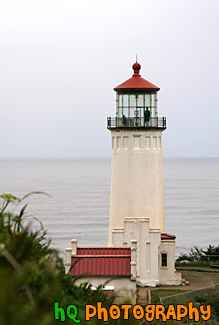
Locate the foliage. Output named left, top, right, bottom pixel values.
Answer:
left=0, top=193, right=139, bottom=325
left=176, top=245, right=219, bottom=264
left=195, top=292, right=219, bottom=322
left=202, top=245, right=219, bottom=262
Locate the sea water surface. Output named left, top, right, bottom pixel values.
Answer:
left=0, top=158, right=218, bottom=257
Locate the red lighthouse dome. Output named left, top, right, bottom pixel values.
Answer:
left=114, top=61, right=160, bottom=91
left=132, top=62, right=141, bottom=75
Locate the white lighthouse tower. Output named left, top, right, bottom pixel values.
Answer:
left=107, top=62, right=181, bottom=286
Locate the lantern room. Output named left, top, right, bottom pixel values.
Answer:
left=107, top=62, right=166, bottom=129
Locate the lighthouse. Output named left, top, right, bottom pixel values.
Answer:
left=107, top=62, right=181, bottom=286
left=65, top=61, right=181, bottom=290
left=108, top=61, right=166, bottom=245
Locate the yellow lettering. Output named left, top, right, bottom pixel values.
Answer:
left=85, top=305, right=96, bottom=321
left=176, top=304, right=188, bottom=320
left=155, top=305, right=166, bottom=321
left=188, top=302, right=199, bottom=322
left=97, top=302, right=108, bottom=322
left=133, top=305, right=144, bottom=319
left=145, top=305, right=155, bottom=321
left=121, top=304, right=132, bottom=320
left=166, top=304, right=177, bottom=320
left=109, top=305, right=120, bottom=320
left=200, top=305, right=211, bottom=321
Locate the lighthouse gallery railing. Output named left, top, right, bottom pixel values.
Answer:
left=107, top=117, right=166, bottom=129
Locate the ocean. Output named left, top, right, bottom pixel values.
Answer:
left=0, top=158, right=218, bottom=257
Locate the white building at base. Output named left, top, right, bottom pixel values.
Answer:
left=65, top=240, right=137, bottom=304
left=113, top=217, right=181, bottom=287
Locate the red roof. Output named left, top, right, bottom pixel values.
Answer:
left=161, top=233, right=176, bottom=240
left=71, top=256, right=131, bottom=277
left=77, top=247, right=131, bottom=256
left=70, top=247, right=131, bottom=277
left=114, top=62, right=160, bottom=92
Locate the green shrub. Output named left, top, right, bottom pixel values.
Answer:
left=176, top=245, right=219, bottom=265
left=0, top=193, right=140, bottom=325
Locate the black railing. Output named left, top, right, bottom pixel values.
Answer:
left=107, top=117, right=166, bottom=129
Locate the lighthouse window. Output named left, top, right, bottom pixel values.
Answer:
left=123, top=107, right=129, bottom=118
left=119, top=95, right=123, bottom=107
left=123, top=95, right=129, bottom=106
left=118, top=107, right=123, bottom=118
left=130, top=95, right=136, bottom=107
left=161, top=253, right=167, bottom=267
left=150, top=107, right=155, bottom=118
left=145, top=94, right=150, bottom=106
left=139, top=107, right=144, bottom=119
left=130, top=108, right=136, bottom=118
left=116, top=93, right=158, bottom=120
left=137, top=94, right=144, bottom=107
left=151, top=94, right=156, bottom=107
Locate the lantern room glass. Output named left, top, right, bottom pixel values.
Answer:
left=116, top=93, right=157, bottom=119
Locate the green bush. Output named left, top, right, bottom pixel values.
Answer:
left=0, top=193, right=139, bottom=325
left=176, top=245, right=219, bottom=265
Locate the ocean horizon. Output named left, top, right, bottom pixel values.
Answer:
left=0, top=157, right=218, bottom=257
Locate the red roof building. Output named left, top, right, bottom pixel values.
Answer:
left=69, top=234, right=175, bottom=277
left=65, top=240, right=137, bottom=303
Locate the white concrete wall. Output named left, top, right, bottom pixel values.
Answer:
left=113, top=217, right=161, bottom=287
left=112, top=218, right=182, bottom=287
left=159, top=240, right=182, bottom=285
left=108, top=130, right=165, bottom=246
left=75, top=277, right=136, bottom=304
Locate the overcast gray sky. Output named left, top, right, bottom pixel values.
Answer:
left=1, top=0, right=218, bottom=158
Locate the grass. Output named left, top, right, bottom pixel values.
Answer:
left=151, top=289, right=188, bottom=304
left=176, top=265, right=219, bottom=271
